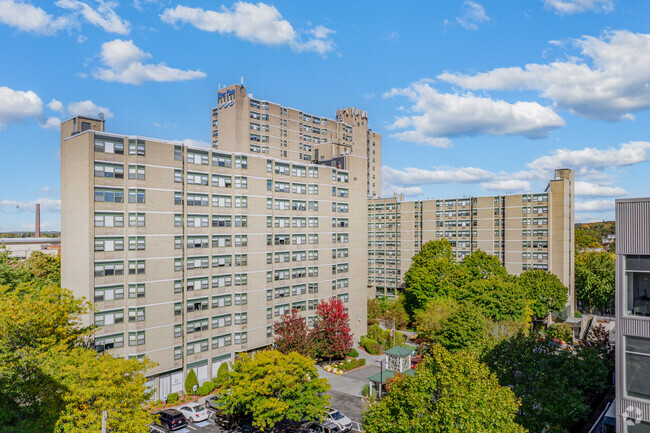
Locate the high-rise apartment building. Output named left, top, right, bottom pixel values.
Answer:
left=368, top=168, right=575, bottom=315
left=60, top=85, right=377, bottom=399
left=615, top=197, right=650, bottom=432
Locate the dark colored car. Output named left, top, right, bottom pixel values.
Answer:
left=205, top=395, right=239, bottom=428
left=158, top=409, right=188, bottom=431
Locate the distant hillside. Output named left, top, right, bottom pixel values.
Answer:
left=575, top=221, right=615, bottom=252
left=0, top=232, right=60, bottom=238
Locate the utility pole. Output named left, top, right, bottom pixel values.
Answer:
left=101, top=411, right=107, bottom=433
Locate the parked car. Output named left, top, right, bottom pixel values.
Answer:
left=302, top=421, right=342, bottom=433
left=323, top=408, right=352, bottom=432
left=205, top=395, right=240, bottom=428
left=158, top=409, right=187, bottom=431
left=178, top=403, right=209, bottom=423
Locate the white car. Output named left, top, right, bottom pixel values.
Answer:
left=323, top=408, right=352, bottom=432
left=178, top=403, right=209, bottom=423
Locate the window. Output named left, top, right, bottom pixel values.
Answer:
left=95, top=188, right=123, bottom=203
left=128, top=260, right=145, bottom=274
left=235, top=155, right=247, bottom=169
left=308, top=167, right=319, bottom=178
left=235, top=215, right=247, bottom=227
left=128, top=139, right=145, bottom=156
left=187, top=318, right=209, bottom=333
left=187, top=256, right=209, bottom=269
left=235, top=176, right=247, bottom=188
left=128, top=236, right=145, bottom=251
left=128, top=212, right=145, bottom=227
left=212, top=274, right=232, bottom=288
left=212, top=334, right=231, bottom=348
left=95, top=333, right=124, bottom=350
left=212, top=215, right=232, bottom=227
left=94, top=285, right=124, bottom=301
left=212, top=254, right=232, bottom=268
left=213, top=153, right=232, bottom=168
left=212, top=314, right=232, bottom=329
left=174, top=214, right=183, bottom=227
left=234, top=293, right=247, bottom=305
left=187, top=277, right=209, bottom=291
left=235, top=196, right=248, bottom=208
left=212, top=235, right=232, bottom=248
left=174, top=145, right=183, bottom=160
left=625, top=336, right=650, bottom=400
left=626, top=256, right=650, bottom=317
left=94, top=237, right=124, bottom=252
left=212, top=194, right=232, bottom=207
left=128, top=189, right=145, bottom=204
left=128, top=165, right=145, bottom=180
left=235, top=254, right=247, bottom=266
left=187, top=214, right=208, bottom=227
left=95, top=212, right=124, bottom=227
left=308, top=201, right=319, bottom=211
left=212, top=294, right=232, bottom=308
left=94, top=309, right=124, bottom=326
left=213, top=174, right=232, bottom=188
left=187, top=339, right=208, bottom=354
left=187, top=236, right=209, bottom=249
left=234, top=312, right=247, bottom=325
left=235, top=332, right=247, bottom=344
left=234, top=235, right=247, bottom=247
left=309, top=250, right=319, bottom=260
left=292, top=165, right=306, bottom=177
left=187, top=172, right=208, bottom=185
left=128, top=307, right=145, bottom=322
left=94, top=261, right=124, bottom=277
left=94, top=162, right=124, bottom=178
left=94, top=136, right=124, bottom=154
left=187, top=297, right=209, bottom=312
left=187, top=150, right=209, bottom=165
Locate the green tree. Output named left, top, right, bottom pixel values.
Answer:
left=367, top=298, right=383, bottom=326
left=403, top=240, right=459, bottom=315
left=380, top=297, right=409, bottom=330
left=484, top=331, right=610, bottom=432
left=217, top=350, right=330, bottom=431
left=433, top=304, right=488, bottom=352
left=185, top=368, right=198, bottom=395
left=517, top=269, right=568, bottom=319
left=363, top=345, right=525, bottom=433
left=0, top=281, right=153, bottom=432
left=450, top=276, right=527, bottom=322
left=27, top=251, right=61, bottom=286
left=414, top=296, right=459, bottom=342
left=460, top=250, right=508, bottom=280
left=575, top=251, right=615, bottom=314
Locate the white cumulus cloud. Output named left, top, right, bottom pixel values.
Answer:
left=439, top=30, right=650, bottom=121
left=160, top=2, right=335, bottom=55
left=456, top=1, right=490, bottom=30
left=0, top=0, right=69, bottom=34
left=0, top=87, right=43, bottom=128
left=179, top=138, right=210, bottom=149
left=575, top=199, right=614, bottom=212
left=543, top=0, right=614, bottom=14
left=382, top=165, right=495, bottom=186
left=575, top=181, right=627, bottom=197
left=381, top=184, right=423, bottom=197
left=383, top=80, right=564, bottom=146
left=55, top=0, right=129, bottom=34
left=92, top=39, right=206, bottom=85
left=67, top=100, right=114, bottom=118
left=480, top=179, right=532, bottom=192
left=48, top=98, right=64, bottom=112
left=39, top=116, right=61, bottom=130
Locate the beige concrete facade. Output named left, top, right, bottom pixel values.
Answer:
left=368, top=169, right=575, bottom=315
left=61, top=86, right=375, bottom=399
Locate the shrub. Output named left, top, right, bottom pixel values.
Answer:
left=185, top=368, right=198, bottom=395
left=547, top=323, right=574, bottom=344
left=215, top=362, right=229, bottom=386
left=166, top=393, right=178, bottom=404
left=196, top=384, right=210, bottom=396
left=574, top=311, right=582, bottom=318
left=362, top=384, right=370, bottom=397
left=348, top=348, right=359, bottom=358
left=361, top=337, right=381, bottom=355
left=203, top=380, right=215, bottom=393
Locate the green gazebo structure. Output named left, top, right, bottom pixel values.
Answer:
left=367, top=346, right=416, bottom=398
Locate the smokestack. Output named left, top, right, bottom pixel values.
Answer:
left=35, top=203, right=40, bottom=238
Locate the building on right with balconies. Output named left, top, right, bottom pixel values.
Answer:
left=615, top=197, right=650, bottom=432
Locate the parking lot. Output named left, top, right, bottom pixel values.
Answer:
left=150, top=391, right=364, bottom=433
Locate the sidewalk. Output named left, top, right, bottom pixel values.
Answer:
left=316, top=347, right=384, bottom=397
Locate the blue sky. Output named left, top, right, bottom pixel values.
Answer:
left=0, top=0, right=648, bottom=231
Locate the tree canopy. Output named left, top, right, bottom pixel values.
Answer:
left=517, top=269, right=568, bottom=319
left=362, top=345, right=525, bottom=433
left=575, top=251, right=615, bottom=315
left=0, top=251, right=154, bottom=432
left=484, top=331, right=610, bottom=432
left=217, top=350, right=330, bottom=431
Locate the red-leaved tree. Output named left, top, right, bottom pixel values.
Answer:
left=273, top=309, right=314, bottom=358
left=313, top=298, right=353, bottom=360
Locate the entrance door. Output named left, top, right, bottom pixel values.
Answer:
left=171, top=371, right=183, bottom=394
left=159, top=374, right=171, bottom=401
left=197, top=364, right=209, bottom=385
